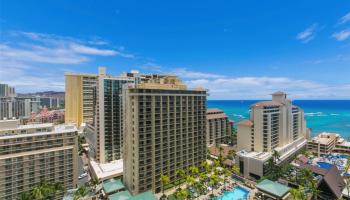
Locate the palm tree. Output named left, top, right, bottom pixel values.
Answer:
left=160, top=175, right=170, bottom=199
left=189, top=166, right=199, bottom=178
left=176, top=169, right=185, bottom=189
left=176, top=188, right=188, bottom=200
left=90, top=178, right=99, bottom=192
left=231, top=165, right=240, bottom=175
left=74, top=186, right=89, bottom=200
left=345, top=179, right=350, bottom=199
left=299, top=168, right=313, bottom=187
left=16, top=192, right=32, bottom=200
left=290, top=186, right=307, bottom=200
left=186, top=175, right=195, bottom=188
left=228, top=149, right=236, bottom=160
left=272, top=150, right=280, bottom=164
left=222, top=168, right=231, bottom=189
left=310, top=180, right=320, bottom=200
left=209, top=174, right=219, bottom=195
left=32, top=183, right=46, bottom=199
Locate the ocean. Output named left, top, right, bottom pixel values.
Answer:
left=207, top=100, right=350, bottom=138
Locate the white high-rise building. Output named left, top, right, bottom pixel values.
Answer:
left=237, top=92, right=310, bottom=179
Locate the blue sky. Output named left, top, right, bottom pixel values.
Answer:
left=0, top=0, right=349, bottom=99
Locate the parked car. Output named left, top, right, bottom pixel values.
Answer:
left=78, top=172, right=88, bottom=179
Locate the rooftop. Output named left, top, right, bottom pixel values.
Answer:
left=237, top=120, right=253, bottom=126
left=90, top=159, right=123, bottom=181
left=251, top=101, right=283, bottom=108
left=256, top=179, right=290, bottom=198
left=310, top=132, right=339, bottom=145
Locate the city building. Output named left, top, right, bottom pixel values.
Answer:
left=123, top=75, right=207, bottom=195
left=237, top=92, right=310, bottom=179
left=0, top=119, right=78, bottom=200
left=65, top=71, right=97, bottom=127
left=85, top=68, right=137, bottom=163
left=206, top=108, right=232, bottom=145
left=0, top=83, right=16, bottom=97
left=37, top=96, right=63, bottom=109
left=22, top=106, right=64, bottom=125
left=0, top=97, right=40, bottom=120
left=308, top=132, right=350, bottom=156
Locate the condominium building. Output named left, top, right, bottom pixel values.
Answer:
left=38, top=96, right=63, bottom=109
left=308, top=132, right=350, bottom=156
left=206, top=108, right=232, bottom=145
left=123, top=75, right=207, bottom=195
left=0, top=83, right=16, bottom=97
left=65, top=72, right=97, bottom=127
left=85, top=68, right=137, bottom=163
left=0, top=119, right=78, bottom=200
left=0, top=97, right=40, bottom=120
left=237, top=92, right=310, bottom=179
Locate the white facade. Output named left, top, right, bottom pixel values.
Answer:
left=237, top=92, right=310, bottom=179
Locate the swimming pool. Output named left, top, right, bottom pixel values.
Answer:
left=317, top=162, right=334, bottom=170
left=215, top=186, right=249, bottom=200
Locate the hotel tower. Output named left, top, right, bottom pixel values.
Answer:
left=237, top=92, right=310, bottom=179
left=85, top=68, right=138, bottom=163
left=0, top=119, right=78, bottom=200
left=65, top=72, right=97, bottom=127
left=123, top=75, right=207, bottom=195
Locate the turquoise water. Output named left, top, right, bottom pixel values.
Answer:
left=207, top=100, right=350, bottom=138
left=215, top=186, right=249, bottom=200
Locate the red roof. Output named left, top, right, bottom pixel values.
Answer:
left=237, top=120, right=253, bottom=126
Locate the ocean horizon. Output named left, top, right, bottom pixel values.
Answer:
left=207, top=100, right=350, bottom=138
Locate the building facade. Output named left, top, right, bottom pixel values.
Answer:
left=308, top=132, right=350, bottom=156
left=206, top=108, right=232, bottom=146
left=85, top=68, right=137, bottom=163
left=0, top=83, right=15, bottom=97
left=0, top=119, right=78, bottom=200
left=237, top=92, right=310, bottom=179
left=123, top=75, right=207, bottom=195
left=0, top=97, right=40, bottom=120
left=65, top=72, right=97, bottom=127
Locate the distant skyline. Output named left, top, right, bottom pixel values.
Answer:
left=0, top=0, right=349, bottom=99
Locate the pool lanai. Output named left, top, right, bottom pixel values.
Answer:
left=215, top=186, right=249, bottom=200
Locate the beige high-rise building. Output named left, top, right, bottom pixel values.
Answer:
left=123, top=75, right=207, bottom=195
left=65, top=72, right=97, bottom=127
left=206, top=108, right=232, bottom=146
left=237, top=92, right=310, bottom=179
left=0, top=119, right=78, bottom=200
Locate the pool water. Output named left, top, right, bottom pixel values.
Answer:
left=215, top=186, right=249, bottom=200
left=317, top=162, right=334, bottom=170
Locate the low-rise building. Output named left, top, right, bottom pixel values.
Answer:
left=308, top=132, right=350, bottom=156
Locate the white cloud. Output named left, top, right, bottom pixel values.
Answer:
left=184, top=74, right=350, bottom=100
left=296, top=24, right=318, bottom=43
left=171, top=68, right=224, bottom=79
left=332, top=29, right=350, bottom=41
left=338, top=12, right=350, bottom=25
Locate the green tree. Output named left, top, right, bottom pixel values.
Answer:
left=345, top=179, right=350, bottom=199
left=176, top=169, right=185, bottom=189
left=272, top=150, right=280, bottom=164
left=73, top=186, right=89, bottom=200
left=186, top=175, right=195, bottom=188
left=176, top=189, right=188, bottom=200
left=160, top=175, right=170, bottom=198
left=16, top=192, right=32, bottom=200
left=189, top=166, right=200, bottom=178
left=310, top=180, right=320, bottom=200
